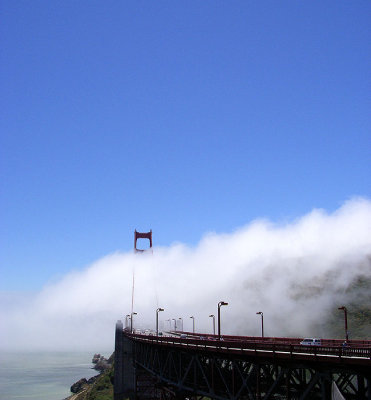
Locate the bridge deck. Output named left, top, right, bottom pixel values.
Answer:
left=116, top=324, right=371, bottom=400
left=126, top=331, right=371, bottom=368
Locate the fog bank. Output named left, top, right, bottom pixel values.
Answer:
left=1, top=198, right=370, bottom=351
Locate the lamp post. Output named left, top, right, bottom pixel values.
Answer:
left=172, top=318, right=177, bottom=332
left=217, top=301, right=228, bottom=340
left=156, top=308, right=164, bottom=336
left=178, top=317, right=183, bottom=332
left=338, top=306, right=349, bottom=342
left=209, top=314, right=216, bottom=335
left=125, top=314, right=130, bottom=329
left=256, top=311, right=264, bottom=338
left=190, top=316, right=195, bottom=333
left=130, top=312, right=137, bottom=333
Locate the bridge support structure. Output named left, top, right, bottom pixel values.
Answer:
left=114, top=321, right=136, bottom=400
left=114, top=327, right=371, bottom=399
left=131, top=339, right=370, bottom=400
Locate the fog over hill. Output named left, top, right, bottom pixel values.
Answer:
left=1, top=197, right=370, bottom=351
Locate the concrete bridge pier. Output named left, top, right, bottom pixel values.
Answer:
left=114, top=320, right=135, bottom=400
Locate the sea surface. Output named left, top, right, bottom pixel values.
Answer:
left=0, top=351, right=104, bottom=400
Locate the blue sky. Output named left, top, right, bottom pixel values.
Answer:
left=1, top=1, right=370, bottom=291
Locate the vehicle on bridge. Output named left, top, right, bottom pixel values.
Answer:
left=300, top=337, right=321, bottom=346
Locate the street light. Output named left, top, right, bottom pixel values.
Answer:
left=338, top=306, right=349, bottom=342
left=130, top=312, right=137, bottom=333
left=256, top=311, right=264, bottom=338
left=125, top=314, right=130, bottom=329
left=217, top=301, right=228, bottom=340
left=172, top=318, right=177, bottom=332
left=178, top=317, right=183, bottom=332
left=156, top=308, right=164, bottom=336
left=209, top=314, right=216, bottom=336
left=190, top=316, right=195, bottom=333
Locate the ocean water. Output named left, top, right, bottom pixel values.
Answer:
left=0, top=351, right=105, bottom=400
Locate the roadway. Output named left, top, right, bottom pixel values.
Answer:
left=125, top=330, right=371, bottom=368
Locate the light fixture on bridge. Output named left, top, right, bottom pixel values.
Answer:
left=256, top=311, right=264, bottom=338
left=338, top=306, right=349, bottom=342
left=125, top=314, right=130, bottom=330
left=190, top=316, right=195, bottom=333
left=130, top=312, right=137, bottom=333
left=217, top=301, right=228, bottom=340
left=178, top=317, right=183, bottom=332
left=209, top=314, right=216, bottom=336
left=156, top=308, right=164, bottom=336
left=172, top=318, right=177, bottom=332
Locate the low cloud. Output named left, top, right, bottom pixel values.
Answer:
left=1, top=197, right=370, bottom=351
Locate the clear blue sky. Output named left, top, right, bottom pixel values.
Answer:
left=1, top=1, right=370, bottom=291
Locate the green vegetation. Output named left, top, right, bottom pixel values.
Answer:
left=326, top=276, right=371, bottom=339
left=291, top=272, right=371, bottom=339
left=70, top=356, right=114, bottom=400
left=86, top=369, right=114, bottom=400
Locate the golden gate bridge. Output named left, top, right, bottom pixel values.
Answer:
left=113, top=231, right=371, bottom=399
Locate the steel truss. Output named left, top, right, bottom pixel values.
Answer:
left=133, top=341, right=370, bottom=400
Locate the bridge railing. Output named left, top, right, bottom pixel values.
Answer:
left=125, top=332, right=371, bottom=365
left=180, top=331, right=371, bottom=347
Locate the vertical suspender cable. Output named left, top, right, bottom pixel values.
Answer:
left=131, top=269, right=135, bottom=316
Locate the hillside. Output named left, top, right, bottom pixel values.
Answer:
left=66, top=354, right=114, bottom=400
left=326, top=275, right=371, bottom=339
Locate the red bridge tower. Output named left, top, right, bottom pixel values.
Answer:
left=134, top=230, right=153, bottom=253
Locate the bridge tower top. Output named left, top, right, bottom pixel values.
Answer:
left=134, top=230, right=153, bottom=253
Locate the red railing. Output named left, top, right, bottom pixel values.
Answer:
left=125, top=331, right=371, bottom=366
